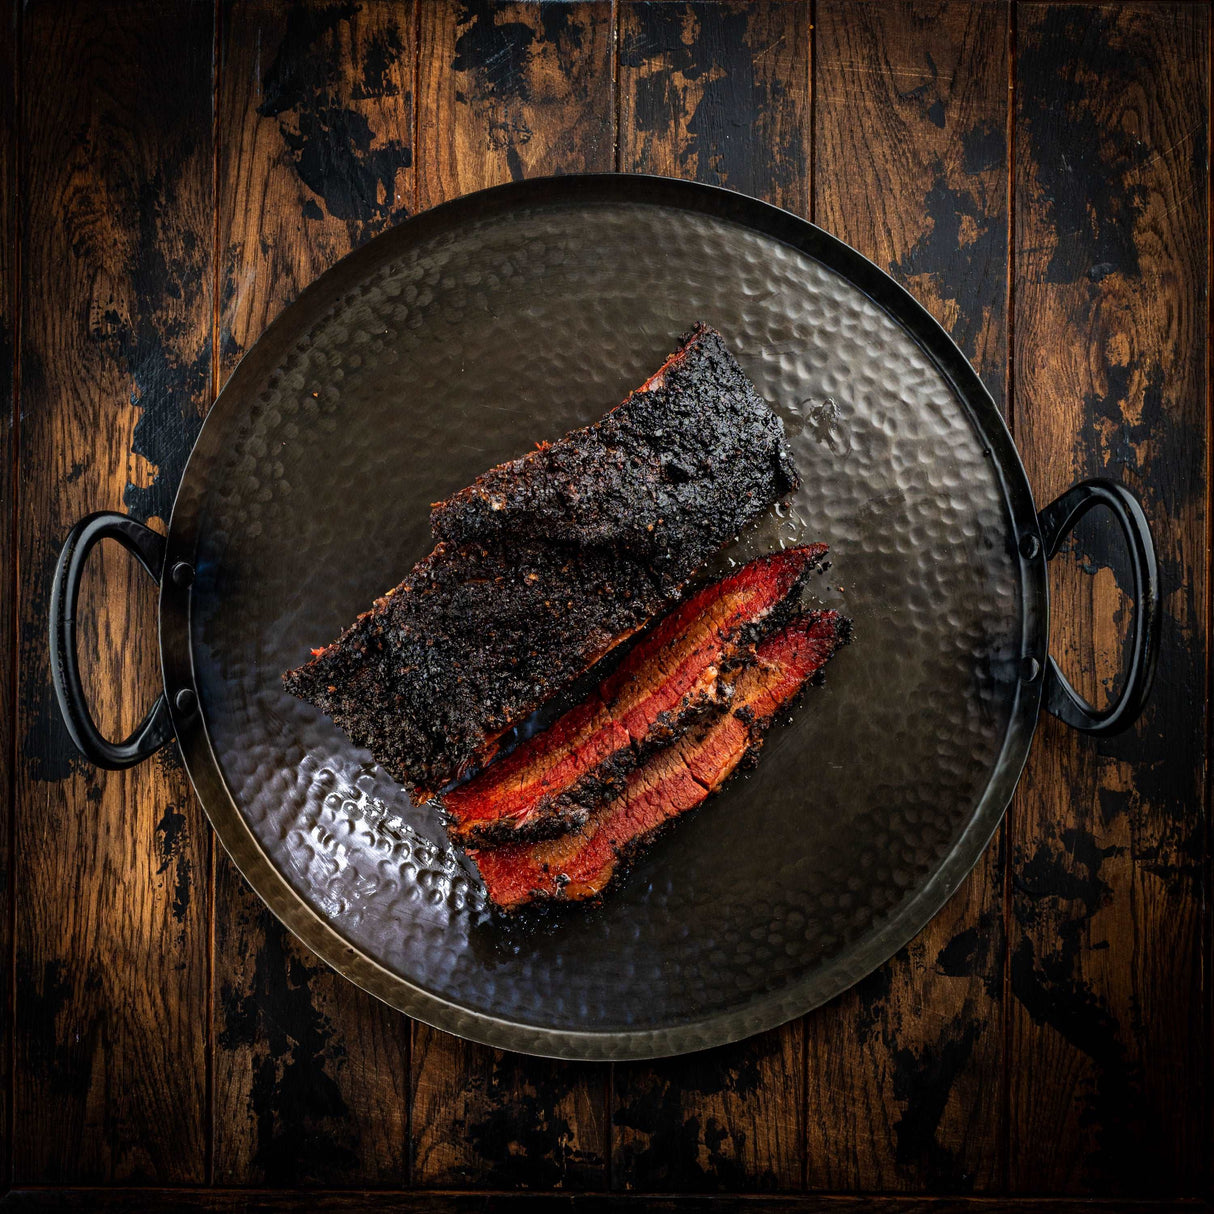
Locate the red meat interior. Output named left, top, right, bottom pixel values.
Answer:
left=471, top=610, right=844, bottom=910
left=442, top=545, right=826, bottom=842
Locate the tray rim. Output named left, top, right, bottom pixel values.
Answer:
left=158, top=172, right=1048, bottom=1060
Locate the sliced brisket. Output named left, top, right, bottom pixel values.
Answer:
left=429, top=324, right=800, bottom=592
left=470, top=610, right=850, bottom=911
left=284, top=326, right=799, bottom=801
left=441, top=545, right=828, bottom=847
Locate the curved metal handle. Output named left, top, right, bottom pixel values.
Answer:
left=49, top=512, right=174, bottom=769
left=1038, top=479, right=1160, bottom=736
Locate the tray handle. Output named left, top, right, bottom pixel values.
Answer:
left=49, top=512, right=174, bottom=769
left=1038, top=478, right=1160, bottom=736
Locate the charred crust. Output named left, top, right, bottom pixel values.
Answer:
left=283, top=324, right=800, bottom=797
left=429, top=324, right=801, bottom=571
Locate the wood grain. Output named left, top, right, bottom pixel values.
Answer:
left=807, top=1, right=1008, bottom=1191
left=217, top=0, right=416, bottom=382
left=1009, top=2, right=1208, bottom=1195
left=1, top=1192, right=1210, bottom=1214
left=416, top=0, right=614, bottom=211
left=1, top=0, right=17, bottom=1185
left=408, top=1, right=614, bottom=1189
left=4, top=0, right=1211, bottom=1201
left=213, top=0, right=415, bottom=1184
left=612, top=2, right=810, bottom=1191
left=13, top=0, right=213, bottom=1183
left=619, top=0, right=810, bottom=215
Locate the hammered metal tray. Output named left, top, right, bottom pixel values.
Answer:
left=151, top=176, right=1047, bottom=1058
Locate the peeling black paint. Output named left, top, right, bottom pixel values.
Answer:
left=20, top=547, right=88, bottom=783
left=540, top=1, right=582, bottom=51
left=935, top=908, right=1003, bottom=1002
left=839, top=940, right=990, bottom=1190
left=219, top=326, right=242, bottom=366
left=87, top=168, right=209, bottom=527
left=1019, top=6, right=1148, bottom=285
left=353, top=24, right=404, bottom=100
left=849, top=955, right=894, bottom=1044
left=218, top=912, right=357, bottom=1183
left=891, top=1019, right=981, bottom=1189
left=18, top=957, right=93, bottom=1097
left=454, top=1, right=536, bottom=102
left=258, top=3, right=412, bottom=225
left=890, top=166, right=1007, bottom=368
left=895, top=48, right=946, bottom=131
left=155, top=804, right=192, bottom=923
left=1079, top=361, right=1197, bottom=520
left=1010, top=825, right=1172, bottom=1189
left=1013, top=826, right=1122, bottom=923
left=462, top=1056, right=604, bottom=1188
left=451, top=0, right=565, bottom=179
left=961, top=119, right=1004, bottom=175
left=22, top=664, right=89, bottom=783
left=611, top=1035, right=785, bottom=1190
left=612, top=1081, right=760, bottom=1191
left=622, top=4, right=802, bottom=202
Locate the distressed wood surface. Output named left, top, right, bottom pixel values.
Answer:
left=1008, top=2, right=1209, bottom=1195
left=416, top=0, right=614, bottom=209
left=619, top=0, right=811, bottom=215
left=0, top=1192, right=1210, bottom=1214
left=12, top=0, right=213, bottom=1184
left=5, top=0, right=1211, bottom=1202
left=805, top=1, right=1008, bottom=1192
left=213, top=0, right=414, bottom=1185
left=0, top=0, right=16, bottom=1186
left=612, top=2, right=810, bottom=1191
left=407, top=3, right=613, bottom=1188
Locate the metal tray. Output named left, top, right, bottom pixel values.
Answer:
left=50, top=176, right=1158, bottom=1059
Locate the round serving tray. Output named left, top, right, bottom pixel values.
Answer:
left=51, top=175, right=1158, bottom=1059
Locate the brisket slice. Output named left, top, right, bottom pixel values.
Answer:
left=282, top=540, right=662, bottom=803
left=284, top=325, right=800, bottom=801
left=428, top=324, right=800, bottom=592
left=441, top=545, right=828, bottom=847
left=470, top=610, right=850, bottom=911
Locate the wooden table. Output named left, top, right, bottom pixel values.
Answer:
left=3, top=2, right=1208, bottom=1208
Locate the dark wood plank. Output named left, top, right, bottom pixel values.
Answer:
left=411, top=1029, right=609, bottom=1189
left=2, top=1192, right=1210, bottom=1214
left=806, top=1, right=1008, bottom=1191
left=408, top=1, right=614, bottom=1189
left=619, top=0, right=810, bottom=215
left=415, top=0, right=614, bottom=211
left=13, top=0, right=212, bottom=1184
left=611, top=2, right=810, bottom=1192
left=213, top=0, right=414, bottom=1184
left=1010, top=2, right=1208, bottom=1195
left=217, top=0, right=416, bottom=382
left=1, top=0, right=18, bottom=1186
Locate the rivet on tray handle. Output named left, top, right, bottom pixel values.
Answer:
left=49, top=512, right=175, bottom=769
left=1037, top=478, right=1161, bottom=736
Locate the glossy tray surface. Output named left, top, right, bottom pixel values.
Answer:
left=162, top=176, right=1043, bottom=1058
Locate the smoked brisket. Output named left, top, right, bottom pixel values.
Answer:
left=282, top=540, right=659, bottom=802
left=470, top=610, right=850, bottom=911
left=441, top=545, right=828, bottom=846
left=429, top=324, right=800, bottom=592
left=284, top=326, right=799, bottom=801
